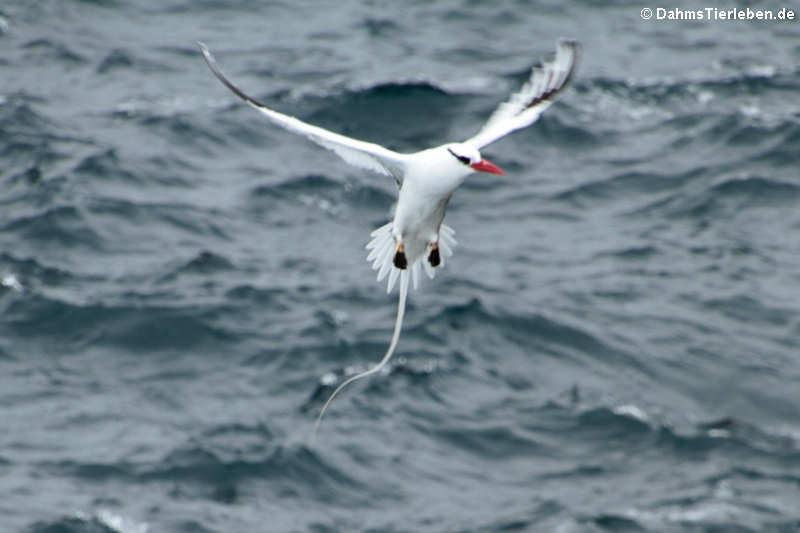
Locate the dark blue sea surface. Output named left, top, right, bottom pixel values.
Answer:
left=2, top=1, right=800, bottom=532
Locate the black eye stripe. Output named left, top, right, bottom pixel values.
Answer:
left=447, top=148, right=471, bottom=165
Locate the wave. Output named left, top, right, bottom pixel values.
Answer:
left=47, top=442, right=370, bottom=506
left=419, top=296, right=642, bottom=372
left=0, top=96, right=51, bottom=133
left=21, top=38, right=86, bottom=65
left=0, top=252, right=74, bottom=287
left=225, top=283, right=287, bottom=306
left=182, top=250, right=234, bottom=273
left=709, top=175, right=800, bottom=201
left=589, top=63, right=800, bottom=106
left=554, top=149, right=799, bottom=221
left=523, top=403, right=800, bottom=473
left=685, top=113, right=800, bottom=167
left=645, top=174, right=800, bottom=221
left=201, top=76, right=478, bottom=161
left=701, top=294, right=794, bottom=330
left=94, top=48, right=173, bottom=76
left=571, top=69, right=800, bottom=159
left=132, top=113, right=230, bottom=154
left=97, top=48, right=135, bottom=74
left=71, top=150, right=195, bottom=188
left=72, top=149, right=140, bottom=183
left=2, top=205, right=104, bottom=250
left=0, top=345, right=13, bottom=361
left=555, top=168, right=700, bottom=207
left=4, top=293, right=235, bottom=352
left=1, top=95, right=100, bottom=213
left=339, top=80, right=454, bottom=99
left=428, top=423, right=549, bottom=459
left=25, top=510, right=149, bottom=533
left=249, top=173, right=395, bottom=213
left=84, top=197, right=234, bottom=243
left=299, top=81, right=469, bottom=148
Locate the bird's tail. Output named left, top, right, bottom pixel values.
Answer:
left=312, top=222, right=457, bottom=437
left=365, top=221, right=457, bottom=293
left=313, top=269, right=409, bottom=436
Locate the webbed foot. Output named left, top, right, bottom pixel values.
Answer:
left=393, top=241, right=408, bottom=269
left=428, top=242, right=440, bottom=267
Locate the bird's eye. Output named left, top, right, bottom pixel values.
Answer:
left=447, top=148, right=471, bottom=166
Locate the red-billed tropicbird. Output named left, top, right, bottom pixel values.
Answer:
left=199, top=40, right=580, bottom=433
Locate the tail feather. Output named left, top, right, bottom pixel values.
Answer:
left=366, top=239, right=388, bottom=263
left=387, top=266, right=400, bottom=294
left=311, top=222, right=458, bottom=436
left=439, top=225, right=456, bottom=261
left=366, top=222, right=457, bottom=293
left=367, top=223, right=393, bottom=267
left=314, top=269, right=410, bottom=436
left=423, top=258, right=436, bottom=280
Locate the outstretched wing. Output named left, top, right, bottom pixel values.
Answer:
left=466, top=39, right=580, bottom=149
left=199, top=42, right=408, bottom=182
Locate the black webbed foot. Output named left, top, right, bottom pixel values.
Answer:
left=394, top=242, right=408, bottom=269
left=428, top=245, right=440, bottom=267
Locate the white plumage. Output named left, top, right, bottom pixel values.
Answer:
left=199, top=39, right=580, bottom=434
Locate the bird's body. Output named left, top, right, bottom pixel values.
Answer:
left=199, top=40, right=580, bottom=433
left=392, top=144, right=470, bottom=266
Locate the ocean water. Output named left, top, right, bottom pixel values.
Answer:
left=2, top=1, right=800, bottom=532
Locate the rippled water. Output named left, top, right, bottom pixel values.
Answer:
left=2, top=1, right=800, bottom=532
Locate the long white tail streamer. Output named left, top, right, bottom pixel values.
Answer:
left=313, top=269, right=410, bottom=436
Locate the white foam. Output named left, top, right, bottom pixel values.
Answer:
left=747, top=64, right=776, bottom=78
left=613, top=404, right=649, bottom=423
left=73, top=510, right=148, bottom=533
left=96, top=510, right=149, bottom=533
left=2, top=274, right=23, bottom=292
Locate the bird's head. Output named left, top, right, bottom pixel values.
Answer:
left=445, top=143, right=505, bottom=176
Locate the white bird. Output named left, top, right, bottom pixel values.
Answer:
left=199, top=40, right=580, bottom=433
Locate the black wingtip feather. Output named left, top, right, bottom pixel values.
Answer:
left=198, top=43, right=270, bottom=110
left=523, top=39, right=580, bottom=111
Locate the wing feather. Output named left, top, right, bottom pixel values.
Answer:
left=466, top=39, right=580, bottom=149
left=199, top=42, right=407, bottom=182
